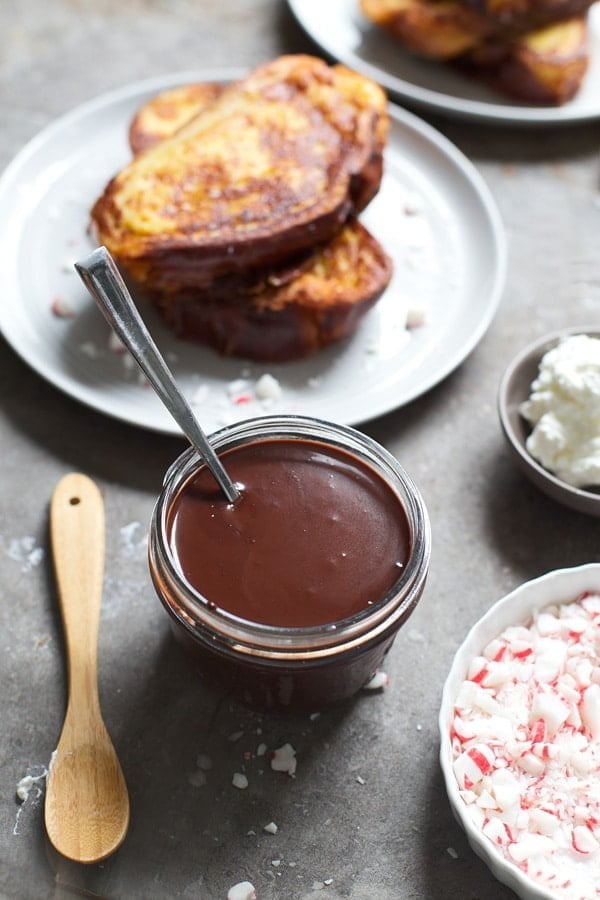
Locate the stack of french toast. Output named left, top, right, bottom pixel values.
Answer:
left=361, top=0, right=595, bottom=103
left=91, top=55, right=393, bottom=361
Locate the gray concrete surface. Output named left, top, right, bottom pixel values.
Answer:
left=1, top=2, right=599, bottom=898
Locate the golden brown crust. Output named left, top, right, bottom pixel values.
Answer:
left=128, top=83, right=225, bottom=155
left=92, top=55, right=388, bottom=290
left=462, top=0, right=594, bottom=31
left=361, top=0, right=594, bottom=60
left=361, top=0, right=488, bottom=59
left=361, top=0, right=591, bottom=100
left=151, top=220, right=393, bottom=361
left=461, top=16, right=589, bottom=103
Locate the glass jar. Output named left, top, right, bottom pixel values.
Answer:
left=149, top=415, right=431, bottom=712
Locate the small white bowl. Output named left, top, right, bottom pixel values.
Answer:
left=439, top=563, right=600, bottom=900
left=498, top=327, right=600, bottom=517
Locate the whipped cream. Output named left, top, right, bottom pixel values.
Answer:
left=451, top=592, right=600, bottom=899
left=520, top=334, right=600, bottom=488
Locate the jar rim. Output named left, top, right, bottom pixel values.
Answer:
left=150, top=414, right=430, bottom=655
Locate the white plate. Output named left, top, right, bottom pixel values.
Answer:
left=0, top=70, right=505, bottom=436
left=439, top=564, right=600, bottom=899
left=288, top=0, right=600, bottom=125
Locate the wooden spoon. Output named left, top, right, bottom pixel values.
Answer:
left=45, top=473, right=129, bottom=863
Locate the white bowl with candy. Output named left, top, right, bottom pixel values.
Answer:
left=440, top=564, right=600, bottom=900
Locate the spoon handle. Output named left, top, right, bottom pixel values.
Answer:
left=75, top=247, right=239, bottom=503
left=50, top=473, right=104, bottom=712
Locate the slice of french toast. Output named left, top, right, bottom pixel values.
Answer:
left=462, top=16, right=589, bottom=103
left=360, top=0, right=591, bottom=101
left=92, top=55, right=388, bottom=293
left=122, top=73, right=393, bottom=361
left=361, top=0, right=489, bottom=59
left=129, top=83, right=224, bottom=155
left=462, top=0, right=594, bottom=32
left=152, top=220, right=393, bottom=361
left=360, top=0, right=594, bottom=64
left=130, top=77, right=384, bottom=213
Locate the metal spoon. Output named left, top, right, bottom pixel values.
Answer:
left=75, top=247, right=240, bottom=504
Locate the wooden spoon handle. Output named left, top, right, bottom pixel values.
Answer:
left=50, top=473, right=105, bottom=710
left=46, top=473, right=129, bottom=864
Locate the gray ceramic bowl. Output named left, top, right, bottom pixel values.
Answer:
left=498, top=326, right=600, bottom=517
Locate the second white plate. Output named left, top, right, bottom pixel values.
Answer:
left=0, top=70, right=505, bottom=435
left=288, top=0, right=600, bottom=125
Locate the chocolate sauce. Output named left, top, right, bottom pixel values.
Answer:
left=167, top=438, right=410, bottom=628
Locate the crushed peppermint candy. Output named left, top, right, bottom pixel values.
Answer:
left=119, top=521, right=146, bottom=557
left=13, top=753, right=55, bottom=835
left=232, top=773, right=248, bottom=790
left=405, top=300, right=429, bottom=329
left=190, top=384, right=210, bottom=407
left=16, top=774, right=42, bottom=803
left=451, top=591, right=600, bottom=899
left=4, top=535, right=45, bottom=573
left=227, top=882, right=256, bottom=900
left=270, top=743, right=297, bottom=776
left=227, top=379, right=251, bottom=401
left=408, top=628, right=426, bottom=643
left=50, top=297, right=76, bottom=318
left=107, top=332, right=126, bottom=353
left=255, top=373, right=282, bottom=404
left=187, top=769, right=207, bottom=788
left=196, top=753, right=212, bottom=770
left=363, top=670, right=389, bottom=691
left=80, top=341, right=100, bottom=358
left=264, top=821, right=278, bottom=834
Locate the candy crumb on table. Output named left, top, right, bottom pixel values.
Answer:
left=227, top=882, right=256, bottom=900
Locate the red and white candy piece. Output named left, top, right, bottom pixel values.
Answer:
left=51, top=297, right=76, bottom=318
left=581, top=684, right=600, bottom=740
left=271, top=743, right=297, bottom=776
left=453, top=743, right=495, bottom=789
left=530, top=691, right=569, bottom=737
left=363, top=670, right=389, bottom=691
left=508, top=833, right=556, bottom=863
left=572, top=825, right=599, bottom=856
